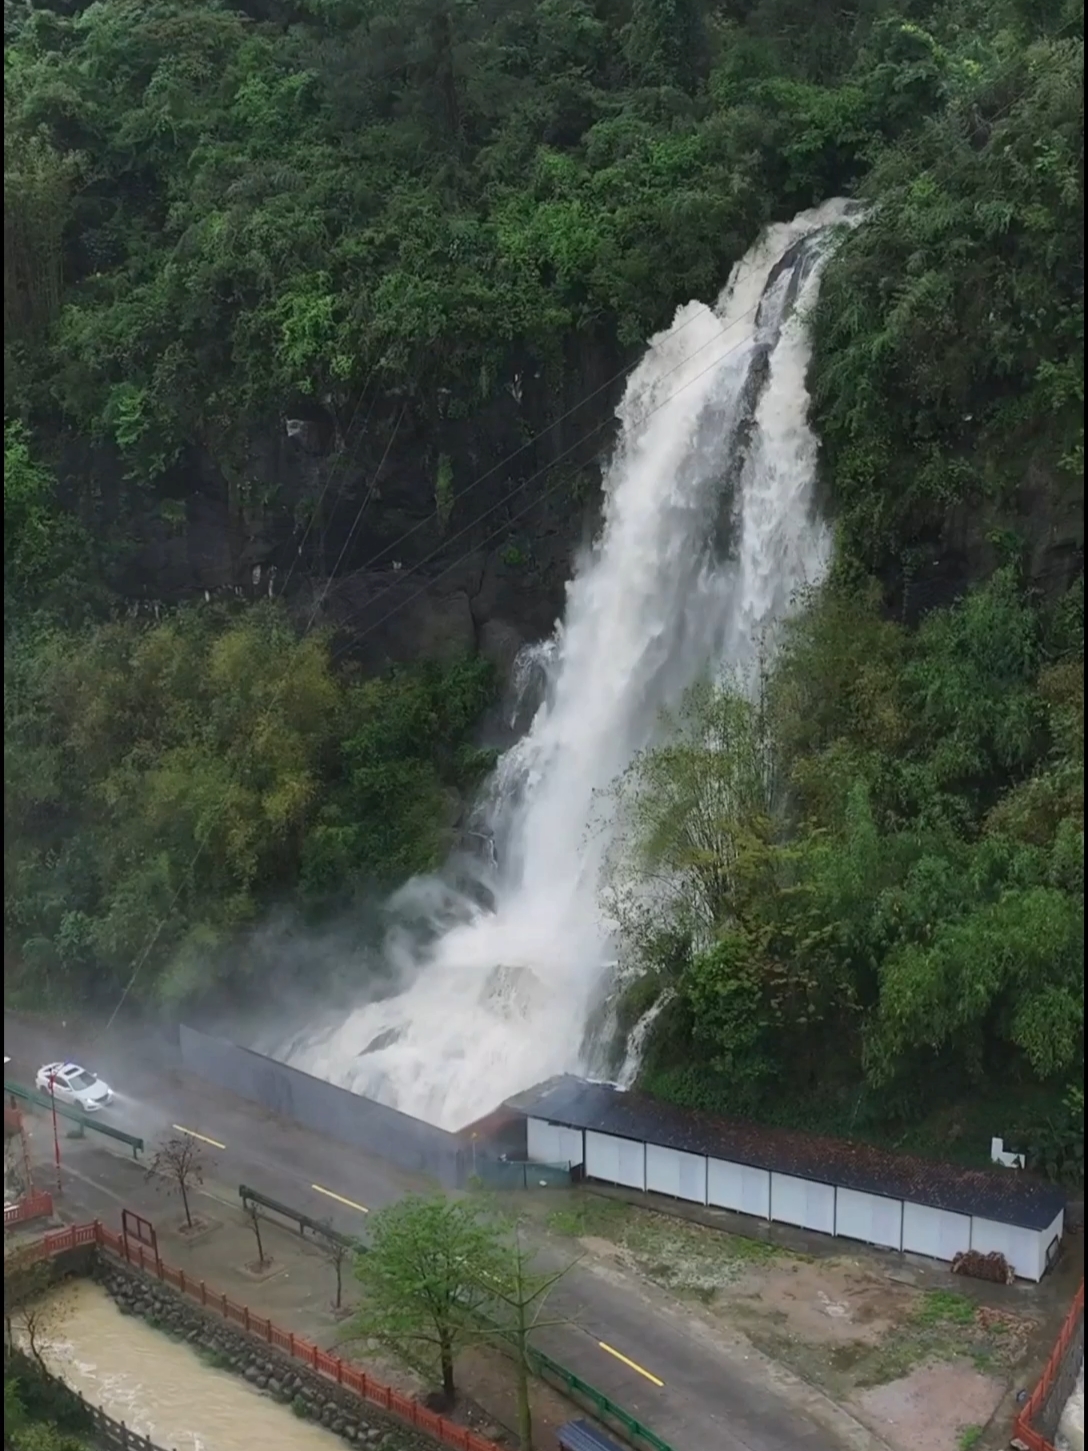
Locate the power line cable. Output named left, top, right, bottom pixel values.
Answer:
left=101, top=405, right=405, bottom=1031
left=100, top=300, right=766, bottom=1031
left=93, top=26, right=1080, bottom=1030
left=328, top=308, right=770, bottom=660
left=277, top=16, right=1083, bottom=608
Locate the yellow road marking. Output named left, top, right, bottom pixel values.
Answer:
left=172, top=1124, right=226, bottom=1150
left=311, top=1184, right=369, bottom=1215
left=597, top=1341, right=665, bottom=1387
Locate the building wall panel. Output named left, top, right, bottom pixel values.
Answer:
left=901, top=1201, right=971, bottom=1262
left=835, top=1187, right=904, bottom=1251
left=527, top=1118, right=584, bottom=1167
left=707, top=1158, right=770, bottom=1218
left=771, top=1172, right=835, bottom=1233
left=970, top=1215, right=1044, bottom=1282
left=585, top=1130, right=645, bottom=1191
left=646, top=1143, right=707, bottom=1204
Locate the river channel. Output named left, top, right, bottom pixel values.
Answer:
left=33, top=1279, right=345, bottom=1450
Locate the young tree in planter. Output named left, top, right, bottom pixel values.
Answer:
left=318, top=1220, right=354, bottom=1311
left=476, top=1226, right=576, bottom=1451
left=244, top=1200, right=268, bottom=1269
left=146, top=1132, right=206, bottom=1229
left=353, top=1195, right=498, bottom=1406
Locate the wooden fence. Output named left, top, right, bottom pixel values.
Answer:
left=4, top=1188, right=55, bottom=1227
left=28, top=1221, right=502, bottom=1451
left=79, top=1397, right=175, bottom=1451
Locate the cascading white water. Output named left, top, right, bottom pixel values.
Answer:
left=278, top=200, right=860, bottom=1129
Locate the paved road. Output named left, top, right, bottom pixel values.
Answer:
left=5, top=1013, right=880, bottom=1451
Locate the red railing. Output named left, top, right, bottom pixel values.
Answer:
left=27, top=1221, right=501, bottom=1451
left=4, top=1190, right=55, bottom=1227
left=1013, top=1279, right=1084, bottom=1451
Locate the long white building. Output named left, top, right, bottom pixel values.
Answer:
left=508, top=1075, right=1066, bottom=1282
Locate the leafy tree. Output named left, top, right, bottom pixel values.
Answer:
left=625, top=569, right=1085, bottom=1148
left=4, top=599, right=492, bottom=1008
left=3, top=425, right=90, bottom=619
left=4, top=1375, right=88, bottom=1451
left=353, top=1195, right=500, bottom=1405
left=601, top=674, right=778, bottom=965
left=810, top=29, right=1084, bottom=576
left=146, top=1132, right=208, bottom=1229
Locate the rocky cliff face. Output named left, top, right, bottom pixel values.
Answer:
left=66, top=340, right=629, bottom=672
left=890, top=452, right=1084, bottom=624
left=59, top=329, right=1083, bottom=664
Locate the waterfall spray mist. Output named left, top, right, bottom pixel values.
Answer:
left=274, top=201, right=860, bottom=1129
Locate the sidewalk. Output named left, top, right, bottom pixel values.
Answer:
left=23, top=1126, right=576, bottom=1451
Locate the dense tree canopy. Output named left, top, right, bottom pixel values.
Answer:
left=2, top=0, right=1083, bottom=1166
left=623, top=570, right=1083, bottom=1171
left=4, top=597, right=494, bottom=1008
left=9, top=0, right=1078, bottom=472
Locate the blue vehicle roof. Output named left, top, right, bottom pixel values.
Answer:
left=556, top=1420, right=627, bottom=1451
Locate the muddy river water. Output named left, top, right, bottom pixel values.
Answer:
left=33, top=1279, right=344, bottom=1450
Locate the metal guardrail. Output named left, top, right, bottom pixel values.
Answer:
left=5, top=1080, right=144, bottom=1158
left=528, top=1345, right=673, bottom=1451
left=236, top=1182, right=673, bottom=1451
left=471, top=1158, right=573, bottom=1190
left=238, top=1183, right=361, bottom=1250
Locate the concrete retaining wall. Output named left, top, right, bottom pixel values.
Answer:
left=178, top=1026, right=468, bottom=1187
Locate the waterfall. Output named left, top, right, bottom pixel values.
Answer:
left=277, top=200, right=861, bottom=1129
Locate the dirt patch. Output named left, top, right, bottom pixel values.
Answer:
left=546, top=1197, right=785, bottom=1301
left=726, top=1257, right=902, bottom=1346
left=853, top=1360, right=1003, bottom=1451
left=544, top=1192, right=1045, bottom=1451
left=725, top=1276, right=1035, bottom=1394
left=238, top=1257, right=283, bottom=1281
left=172, top=1215, right=221, bottom=1244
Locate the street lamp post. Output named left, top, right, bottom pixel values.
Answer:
left=47, top=1072, right=62, bottom=1195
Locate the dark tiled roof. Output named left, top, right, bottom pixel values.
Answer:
left=506, top=1076, right=1067, bottom=1232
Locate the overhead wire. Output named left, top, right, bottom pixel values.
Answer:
left=94, top=25, right=1080, bottom=1031
left=101, top=401, right=404, bottom=1031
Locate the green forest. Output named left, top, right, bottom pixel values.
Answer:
left=3, top=0, right=1083, bottom=1170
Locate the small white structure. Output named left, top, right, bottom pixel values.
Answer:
left=991, top=1135, right=1026, bottom=1169
left=508, top=1076, right=1067, bottom=1282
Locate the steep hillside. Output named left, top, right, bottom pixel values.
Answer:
left=3, top=0, right=1083, bottom=1166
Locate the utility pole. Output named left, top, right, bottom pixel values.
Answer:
left=47, top=1071, right=62, bottom=1195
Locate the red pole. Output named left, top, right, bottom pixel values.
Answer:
left=48, top=1073, right=62, bottom=1195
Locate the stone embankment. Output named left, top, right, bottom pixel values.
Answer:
left=96, top=1261, right=433, bottom=1451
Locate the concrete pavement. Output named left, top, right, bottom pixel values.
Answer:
left=5, top=1012, right=887, bottom=1451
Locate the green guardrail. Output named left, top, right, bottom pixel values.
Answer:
left=529, top=1344, right=673, bottom=1451
left=238, top=1184, right=362, bottom=1250
left=238, top=1181, right=672, bottom=1451
left=5, top=1080, right=144, bottom=1159
left=465, top=1302, right=674, bottom=1451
